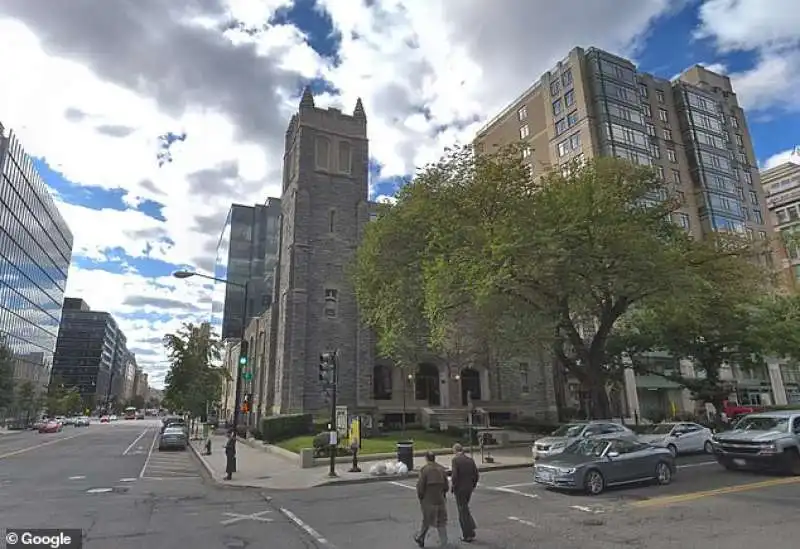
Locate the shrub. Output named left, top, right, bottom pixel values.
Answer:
left=260, top=413, right=313, bottom=443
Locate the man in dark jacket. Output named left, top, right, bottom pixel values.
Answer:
left=224, top=429, right=237, bottom=480
left=450, top=443, right=479, bottom=542
left=414, top=452, right=449, bottom=547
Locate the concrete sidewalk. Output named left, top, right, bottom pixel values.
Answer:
left=190, top=434, right=532, bottom=490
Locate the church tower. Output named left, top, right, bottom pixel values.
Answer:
left=272, top=87, right=373, bottom=414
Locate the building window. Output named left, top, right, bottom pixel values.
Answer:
left=735, top=134, right=744, bottom=147
left=759, top=230, right=768, bottom=240
left=658, top=109, right=669, bottom=122
left=676, top=190, right=685, bottom=203
left=651, top=144, right=660, bottom=158
left=744, top=172, right=752, bottom=185
left=550, top=78, right=560, bottom=96
left=731, top=115, right=739, bottom=128
left=372, top=365, right=392, bottom=400
left=643, top=103, right=652, bottom=117
left=555, top=118, right=567, bottom=135
left=749, top=190, right=758, bottom=205
left=329, top=210, right=335, bottom=233
left=746, top=227, right=754, bottom=240
left=647, top=123, right=656, bottom=136
left=737, top=152, right=747, bottom=165
left=657, top=165, right=665, bottom=179
left=552, top=98, right=562, bottom=116
left=656, top=90, right=665, bottom=103
left=672, top=169, right=681, bottom=184
left=675, top=212, right=690, bottom=229
left=663, top=128, right=672, bottom=141
left=562, top=68, right=573, bottom=88
left=338, top=141, right=352, bottom=173
left=564, top=90, right=575, bottom=107
left=667, top=149, right=676, bottom=162
left=567, top=110, right=578, bottom=127
left=369, top=211, right=378, bottom=222
left=519, top=125, right=529, bottom=139
left=315, top=137, right=330, bottom=170
left=522, top=147, right=531, bottom=159
left=519, top=362, right=530, bottom=394
left=324, top=289, right=338, bottom=318
left=518, top=106, right=527, bottom=121
left=753, top=209, right=763, bottom=224
left=639, top=83, right=648, bottom=97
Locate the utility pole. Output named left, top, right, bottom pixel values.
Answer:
left=319, top=350, right=338, bottom=477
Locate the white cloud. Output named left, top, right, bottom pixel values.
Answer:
left=695, top=0, right=800, bottom=112
left=763, top=146, right=800, bottom=170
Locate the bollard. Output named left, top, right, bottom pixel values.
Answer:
left=349, top=439, right=361, bottom=472
left=205, top=438, right=212, bottom=455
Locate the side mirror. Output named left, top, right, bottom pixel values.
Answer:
left=607, top=451, right=619, bottom=458
left=672, top=432, right=682, bottom=438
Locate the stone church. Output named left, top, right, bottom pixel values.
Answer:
left=221, top=88, right=558, bottom=428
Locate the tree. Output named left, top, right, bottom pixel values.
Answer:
left=15, top=380, right=39, bottom=422
left=60, top=388, right=83, bottom=416
left=356, top=146, right=726, bottom=418
left=0, top=339, right=15, bottom=416
left=163, top=322, right=224, bottom=418
left=127, top=394, right=146, bottom=410
left=611, top=240, right=787, bottom=418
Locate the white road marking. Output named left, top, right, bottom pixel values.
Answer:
left=68, top=476, right=86, bottom=480
left=571, top=505, right=603, bottom=514
left=508, top=516, right=537, bottom=528
left=139, top=476, right=198, bottom=481
left=220, top=510, right=273, bottom=525
left=489, top=487, right=539, bottom=499
left=119, top=478, right=136, bottom=482
left=123, top=429, right=150, bottom=456
left=0, top=432, right=91, bottom=459
left=138, top=428, right=158, bottom=479
left=389, top=481, right=415, bottom=490
left=498, top=482, right=538, bottom=489
left=677, top=461, right=716, bottom=469
left=87, top=488, right=113, bottom=494
left=280, top=508, right=331, bottom=546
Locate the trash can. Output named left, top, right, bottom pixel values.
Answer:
left=396, top=441, right=414, bottom=471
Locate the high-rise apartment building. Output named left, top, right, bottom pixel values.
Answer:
left=51, top=298, right=132, bottom=411
left=212, top=199, right=281, bottom=340
left=475, top=47, right=772, bottom=245
left=0, top=122, right=73, bottom=391
left=761, top=154, right=800, bottom=290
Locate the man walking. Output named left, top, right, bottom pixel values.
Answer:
left=414, top=451, right=449, bottom=548
left=224, top=429, right=237, bottom=480
left=450, top=443, right=479, bottom=542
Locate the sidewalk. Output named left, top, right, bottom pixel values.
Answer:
left=190, top=434, right=532, bottom=490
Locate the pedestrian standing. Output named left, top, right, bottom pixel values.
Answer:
left=414, top=451, right=449, bottom=548
left=224, top=428, right=237, bottom=480
left=450, top=443, right=479, bottom=542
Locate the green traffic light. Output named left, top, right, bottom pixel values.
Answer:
left=239, top=357, right=247, bottom=366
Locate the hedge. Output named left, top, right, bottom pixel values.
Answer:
left=260, top=413, right=313, bottom=443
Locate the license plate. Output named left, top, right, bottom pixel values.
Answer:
left=733, top=459, right=746, bottom=466
left=539, top=470, right=553, bottom=482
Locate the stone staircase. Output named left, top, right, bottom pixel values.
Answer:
left=421, top=407, right=488, bottom=430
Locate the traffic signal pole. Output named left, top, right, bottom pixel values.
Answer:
left=232, top=283, right=249, bottom=430
left=319, top=351, right=338, bottom=477
left=328, top=351, right=337, bottom=478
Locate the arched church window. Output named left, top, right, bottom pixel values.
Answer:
left=315, top=137, right=330, bottom=170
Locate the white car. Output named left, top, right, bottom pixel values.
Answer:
left=637, top=422, right=713, bottom=456
left=532, top=421, right=637, bottom=460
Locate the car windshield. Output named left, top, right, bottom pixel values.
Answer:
left=642, top=424, right=675, bottom=435
left=551, top=423, right=585, bottom=437
left=163, top=428, right=185, bottom=435
left=733, top=416, right=790, bottom=432
left=563, top=438, right=609, bottom=457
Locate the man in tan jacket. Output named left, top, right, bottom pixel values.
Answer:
left=414, top=451, right=449, bottom=547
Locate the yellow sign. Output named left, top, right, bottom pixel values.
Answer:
left=349, top=418, right=360, bottom=448
left=670, top=401, right=677, bottom=418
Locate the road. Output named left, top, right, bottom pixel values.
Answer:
left=273, top=452, right=800, bottom=549
left=0, top=420, right=322, bottom=548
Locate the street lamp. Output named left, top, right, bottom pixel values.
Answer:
left=172, top=269, right=249, bottom=429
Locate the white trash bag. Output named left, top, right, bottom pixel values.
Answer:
left=395, top=461, right=409, bottom=476
left=384, top=461, right=397, bottom=475
left=370, top=462, right=387, bottom=476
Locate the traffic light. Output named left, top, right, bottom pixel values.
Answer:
left=241, top=393, right=250, bottom=413
left=239, top=340, right=249, bottom=368
left=319, top=352, right=336, bottom=385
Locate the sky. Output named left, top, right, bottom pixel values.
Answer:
left=1, top=0, right=799, bottom=389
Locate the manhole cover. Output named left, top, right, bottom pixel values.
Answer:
left=111, top=486, right=130, bottom=493
left=581, top=518, right=605, bottom=527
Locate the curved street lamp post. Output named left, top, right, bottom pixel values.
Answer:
left=172, top=270, right=248, bottom=429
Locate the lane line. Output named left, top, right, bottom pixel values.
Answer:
left=508, top=516, right=537, bottom=528
left=631, top=476, right=800, bottom=509
left=677, top=460, right=716, bottom=469
left=389, top=481, right=415, bottom=490
left=498, top=482, right=538, bottom=489
left=68, top=476, right=86, bottom=480
left=489, top=487, right=539, bottom=499
left=138, top=428, right=159, bottom=479
left=571, top=505, right=603, bottom=514
left=280, top=508, right=332, bottom=546
left=0, top=432, right=92, bottom=459
left=123, top=428, right=150, bottom=456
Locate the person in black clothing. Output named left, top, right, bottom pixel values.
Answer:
left=450, top=443, right=479, bottom=542
left=224, top=429, right=237, bottom=480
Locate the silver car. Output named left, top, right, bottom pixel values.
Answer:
left=534, top=437, right=676, bottom=495
left=158, top=426, right=188, bottom=451
left=532, top=421, right=636, bottom=460
left=638, top=422, right=713, bottom=456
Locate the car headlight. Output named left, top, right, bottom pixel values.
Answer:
left=760, top=443, right=778, bottom=454
left=558, top=467, right=576, bottom=474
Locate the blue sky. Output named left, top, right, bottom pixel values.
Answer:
left=1, top=0, right=798, bottom=387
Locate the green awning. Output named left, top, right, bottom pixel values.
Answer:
left=635, top=375, right=682, bottom=390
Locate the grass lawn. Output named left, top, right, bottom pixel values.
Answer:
left=277, top=429, right=461, bottom=455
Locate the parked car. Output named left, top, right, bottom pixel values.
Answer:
left=38, top=419, right=63, bottom=434
left=711, top=410, right=800, bottom=475
left=534, top=437, right=676, bottom=495
left=74, top=416, right=91, bottom=427
left=100, top=415, right=110, bottom=423
left=532, top=421, right=636, bottom=460
left=637, top=422, right=714, bottom=456
left=158, top=426, right=188, bottom=451
left=161, top=417, right=187, bottom=434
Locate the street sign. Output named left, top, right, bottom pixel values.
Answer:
left=242, top=371, right=253, bottom=381
left=335, top=405, right=348, bottom=438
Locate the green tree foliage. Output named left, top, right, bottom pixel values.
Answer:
left=15, top=380, right=40, bottom=422
left=355, top=146, right=757, bottom=418
left=163, top=322, right=224, bottom=418
left=45, top=379, right=82, bottom=416
left=0, top=339, right=15, bottom=414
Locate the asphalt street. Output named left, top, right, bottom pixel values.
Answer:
left=0, top=420, right=324, bottom=549
left=274, top=452, right=800, bottom=549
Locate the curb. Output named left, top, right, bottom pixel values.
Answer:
left=188, top=441, right=223, bottom=485
left=315, top=461, right=532, bottom=488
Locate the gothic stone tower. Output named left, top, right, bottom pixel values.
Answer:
left=272, top=87, right=373, bottom=414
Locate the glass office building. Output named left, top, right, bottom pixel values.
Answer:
left=0, top=123, right=73, bottom=389
left=212, top=199, right=281, bottom=340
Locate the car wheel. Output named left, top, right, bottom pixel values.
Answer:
left=584, top=469, right=605, bottom=495
left=655, top=461, right=672, bottom=485
left=704, top=441, right=713, bottom=454
left=783, top=449, right=800, bottom=476
left=667, top=444, right=677, bottom=457
left=719, top=458, right=738, bottom=471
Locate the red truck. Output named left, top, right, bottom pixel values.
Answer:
left=723, top=400, right=764, bottom=420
